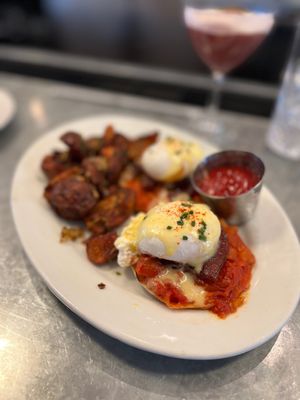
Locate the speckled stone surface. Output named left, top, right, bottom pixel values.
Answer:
left=0, top=73, right=299, bottom=400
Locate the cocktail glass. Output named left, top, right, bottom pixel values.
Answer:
left=183, top=1, right=275, bottom=136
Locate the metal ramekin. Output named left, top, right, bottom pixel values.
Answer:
left=191, top=150, right=265, bottom=225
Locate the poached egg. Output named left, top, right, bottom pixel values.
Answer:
left=115, top=201, right=221, bottom=273
left=140, top=137, right=203, bottom=182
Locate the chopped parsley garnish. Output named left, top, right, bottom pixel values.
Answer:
left=197, top=220, right=207, bottom=241
left=198, top=233, right=207, bottom=241
left=167, top=225, right=173, bottom=230
left=191, top=221, right=196, bottom=227
left=177, top=220, right=184, bottom=226
left=189, top=210, right=194, bottom=215
left=180, top=212, right=189, bottom=220
left=181, top=202, right=192, bottom=208
left=182, top=235, right=188, bottom=240
left=115, top=271, right=122, bottom=276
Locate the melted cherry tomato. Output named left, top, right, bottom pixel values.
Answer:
left=197, top=166, right=258, bottom=197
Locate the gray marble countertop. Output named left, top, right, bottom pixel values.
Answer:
left=0, top=73, right=299, bottom=400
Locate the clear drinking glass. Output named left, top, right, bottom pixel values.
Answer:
left=183, top=0, right=275, bottom=137
left=266, top=22, right=300, bottom=161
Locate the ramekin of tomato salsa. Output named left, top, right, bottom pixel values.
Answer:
left=191, top=150, right=265, bottom=225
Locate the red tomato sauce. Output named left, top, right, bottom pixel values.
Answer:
left=134, top=255, right=190, bottom=307
left=134, top=222, right=255, bottom=318
left=123, top=179, right=161, bottom=212
left=197, top=166, right=259, bottom=196
left=135, top=255, right=165, bottom=280
left=200, top=222, right=255, bottom=318
left=154, top=281, right=190, bottom=306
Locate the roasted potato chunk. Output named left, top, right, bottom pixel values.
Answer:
left=47, top=166, right=82, bottom=185
left=45, top=175, right=99, bottom=220
left=60, top=226, right=84, bottom=243
left=101, top=146, right=129, bottom=183
left=81, top=156, right=107, bottom=190
left=85, top=137, right=103, bottom=155
left=41, top=151, right=71, bottom=179
left=127, top=132, right=158, bottom=161
left=86, top=232, right=118, bottom=265
left=61, top=131, right=87, bottom=162
left=102, top=125, right=130, bottom=150
left=85, top=188, right=135, bottom=234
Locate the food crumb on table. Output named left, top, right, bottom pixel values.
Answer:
left=60, top=226, right=84, bottom=242
left=97, top=282, right=106, bottom=289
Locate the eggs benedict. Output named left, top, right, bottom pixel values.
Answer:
left=115, top=201, right=229, bottom=309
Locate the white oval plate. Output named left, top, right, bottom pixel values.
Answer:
left=11, top=114, right=300, bottom=359
left=0, top=88, right=16, bottom=130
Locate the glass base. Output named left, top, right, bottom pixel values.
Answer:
left=198, top=116, right=223, bottom=137
left=266, top=124, right=300, bottom=161
left=186, top=108, right=238, bottom=147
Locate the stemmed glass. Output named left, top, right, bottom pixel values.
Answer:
left=183, top=0, right=275, bottom=137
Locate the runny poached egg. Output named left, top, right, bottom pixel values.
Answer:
left=115, top=201, right=221, bottom=273
left=140, top=137, right=203, bottom=182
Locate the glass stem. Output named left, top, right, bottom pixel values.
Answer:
left=207, top=71, right=225, bottom=120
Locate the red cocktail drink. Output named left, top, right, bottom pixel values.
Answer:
left=184, top=8, right=275, bottom=73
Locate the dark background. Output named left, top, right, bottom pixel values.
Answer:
left=0, top=0, right=298, bottom=116
left=0, top=0, right=296, bottom=82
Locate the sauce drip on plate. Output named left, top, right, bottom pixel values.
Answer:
left=198, top=166, right=259, bottom=197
